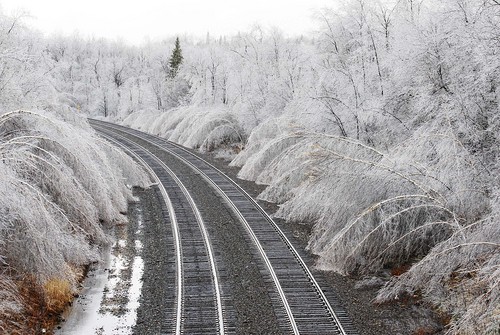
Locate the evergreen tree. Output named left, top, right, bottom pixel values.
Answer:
left=169, top=37, right=183, bottom=78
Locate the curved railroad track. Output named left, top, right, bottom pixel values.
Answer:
left=97, top=129, right=226, bottom=334
left=91, top=119, right=358, bottom=335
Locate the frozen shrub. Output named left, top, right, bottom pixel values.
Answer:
left=0, top=109, right=150, bottom=331
left=0, top=275, right=22, bottom=332
left=377, top=216, right=499, bottom=335
left=121, top=109, right=160, bottom=132
left=122, top=106, right=245, bottom=157
left=230, top=115, right=301, bottom=169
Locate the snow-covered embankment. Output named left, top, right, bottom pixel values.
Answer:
left=0, top=109, right=150, bottom=333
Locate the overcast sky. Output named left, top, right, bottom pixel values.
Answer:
left=0, top=0, right=335, bottom=45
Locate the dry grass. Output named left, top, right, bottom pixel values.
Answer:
left=390, top=264, right=412, bottom=277
left=13, top=276, right=53, bottom=334
left=412, top=326, right=438, bottom=335
left=0, top=273, right=81, bottom=335
left=43, top=278, right=74, bottom=314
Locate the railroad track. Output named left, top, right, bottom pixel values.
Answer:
left=97, top=129, right=228, bottom=334
left=91, top=119, right=357, bottom=335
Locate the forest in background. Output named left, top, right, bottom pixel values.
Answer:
left=0, top=0, right=499, bottom=333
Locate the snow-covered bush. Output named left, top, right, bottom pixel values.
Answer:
left=0, top=109, right=150, bottom=332
left=122, top=106, right=245, bottom=158
left=233, top=109, right=497, bottom=333
left=377, top=214, right=499, bottom=334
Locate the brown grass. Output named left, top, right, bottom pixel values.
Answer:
left=390, top=263, right=412, bottom=277
left=14, top=276, right=52, bottom=334
left=43, top=278, right=73, bottom=314
left=2, top=270, right=82, bottom=335
left=412, top=326, right=438, bottom=335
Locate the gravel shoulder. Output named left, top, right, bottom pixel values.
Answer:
left=132, top=186, right=173, bottom=334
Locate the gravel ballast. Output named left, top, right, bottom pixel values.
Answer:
left=130, top=138, right=284, bottom=334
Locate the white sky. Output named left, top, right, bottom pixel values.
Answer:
left=0, top=0, right=335, bottom=45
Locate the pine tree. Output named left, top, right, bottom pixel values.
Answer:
left=169, top=37, right=183, bottom=78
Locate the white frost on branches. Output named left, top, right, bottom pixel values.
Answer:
left=123, top=106, right=245, bottom=157
left=0, top=109, right=149, bottom=328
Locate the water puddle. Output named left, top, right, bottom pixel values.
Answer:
left=56, top=209, right=144, bottom=335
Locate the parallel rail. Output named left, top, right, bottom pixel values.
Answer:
left=91, top=119, right=357, bottom=335
left=97, top=129, right=226, bottom=334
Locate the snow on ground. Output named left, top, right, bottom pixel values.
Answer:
left=56, top=209, right=145, bottom=335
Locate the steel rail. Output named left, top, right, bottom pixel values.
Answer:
left=96, top=131, right=184, bottom=335
left=97, top=128, right=225, bottom=334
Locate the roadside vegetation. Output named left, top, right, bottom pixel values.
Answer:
left=0, top=0, right=498, bottom=333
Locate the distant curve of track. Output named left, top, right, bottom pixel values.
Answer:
left=91, top=119, right=358, bottom=335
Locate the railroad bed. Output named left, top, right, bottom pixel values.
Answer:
left=91, top=119, right=358, bottom=335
